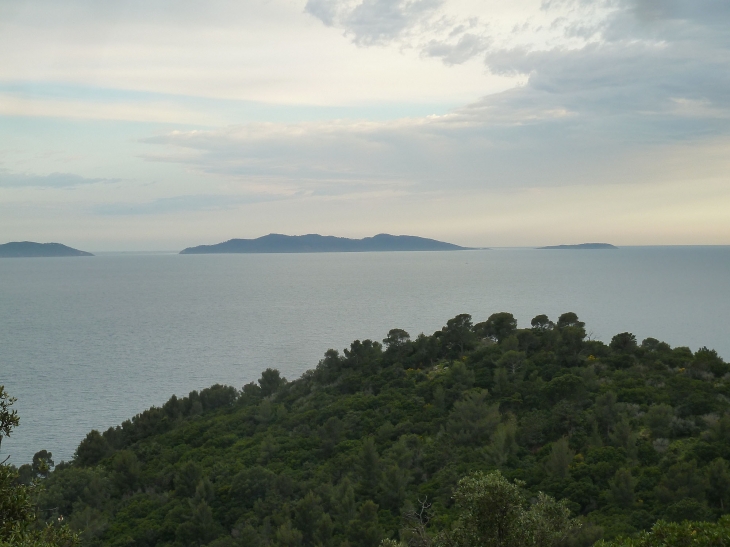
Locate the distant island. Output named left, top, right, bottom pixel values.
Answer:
left=537, top=243, right=617, bottom=250
left=0, top=241, right=93, bottom=258
left=180, top=233, right=474, bottom=254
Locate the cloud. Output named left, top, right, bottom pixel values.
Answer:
left=0, top=0, right=511, bottom=106
left=0, top=170, right=120, bottom=188
left=138, top=0, right=730, bottom=193
left=304, top=0, right=443, bottom=45
left=304, top=0, right=612, bottom=64
left=93, top=194, right=287, bottom=215
left=138, top=104, right=730, bottom=203
left=423, top=33, right=491, bottom=65
left=0, top=92, right=219, bottom=124
left=105, top=0, right=726, bottom=210
left=2, top=0, right=729, bottom=246
left=302, top=0, right=730, bottom=120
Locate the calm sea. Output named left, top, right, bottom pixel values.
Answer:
left=1, top=247, right=728, bottom=463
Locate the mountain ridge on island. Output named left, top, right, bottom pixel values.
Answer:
left=180, top=233, right=475, bottom=254
left=537, top=242, right=617, bottom=250
left=0, top=241, right=94, bottom=258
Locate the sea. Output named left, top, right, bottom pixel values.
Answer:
left=1, top=246, right=728, bottom=464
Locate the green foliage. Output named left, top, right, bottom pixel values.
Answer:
left=0, top=387, right=77, bottom=547
left=25, top=313, right=730, bottom=547
left=475, top=313, right=517, bottom=343
left=596, top=516, right=730, bottom=546
left=0, top=386, right=20, bottom=449
left=443, top=471, right=578, bottom=547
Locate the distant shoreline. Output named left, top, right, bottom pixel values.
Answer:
left=180, top=233, right=477, bottom=254
left=537, top=243, right=617, bottom=250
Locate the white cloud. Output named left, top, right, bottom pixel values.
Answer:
left=138, top=101, right=730, bottom=204
left=0, top=93, right=218, bottom=124
left=0, top=169, right=119, bottom=188
left=0, top=0, right=513, bottom=106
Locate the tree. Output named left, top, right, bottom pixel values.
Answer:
left=545, top=438, right=575, bottom=479
left=275, top=521, right=304, bottom=547
left=319, top=416, right=344, bottom=456
left=349, top=501, right=383, bottom=547
left=74, top=430, right=111, bottom=466
left=644, top=404, right=674, bottom=439
left=446, top=391, right=501, bottom=445
left=0, top=386, right=77, bottom=547
left=483, top=416, right=519, bottom=467
left=610, top=333, right=638, bottom=353
left=530, top=315, right=554, bottom=332
left=0, top=386, right=19, bottom=451
left=556, top=313, right=584, bottom=330
left=594, top=392, right=618, bottom=435
left=294, top=491, right=333, bottom=546
left=111, top=450, right=140, bottom=494
left=358, top=437, right=382, bottom=497
left=443, top=471, right=578, bottom=547
left=384, top=329, right=413, bottom=364
left=497, top=351, right=525, bottom=378
left=175, top=461, right=203, bottom=498
left=609, top=469, right=636, bottom=508
left=32, top=450, right=54, bottom=479
left=706, top=458, right=730, bottom=511
left=384, top=329, right=411, bottom=350
left=259, top=368, right=286, bottom=397
left=441, top=314, right=475, bottom=355
left=476, top=313, right=517, bottom=343
left=596, top=516, right=730, bottom=546
left=344, top=340, right=383, bottom=369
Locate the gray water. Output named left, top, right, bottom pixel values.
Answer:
left=0, top=247, right=728, bottom=464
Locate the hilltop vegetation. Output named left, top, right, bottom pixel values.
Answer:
left=16, top=312, right=730, bottom=546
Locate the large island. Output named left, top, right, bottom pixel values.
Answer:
left=0, top=241, right=93, bottom=257
left=180, top=233, right=473, bottom=254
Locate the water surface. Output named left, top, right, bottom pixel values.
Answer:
left=1, top=246, right=728, bottom=463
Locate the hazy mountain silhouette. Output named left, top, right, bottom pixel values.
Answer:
left=0, top=242, right=94, bottom=257
left=180, top=233, right=473, bottom=254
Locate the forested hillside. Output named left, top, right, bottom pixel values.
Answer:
left=23, top=312, right=730, bottom=547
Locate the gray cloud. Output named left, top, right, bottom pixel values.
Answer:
left=0, top=170, right=120, bottom=188
left=303, top=0, right=730, bottom=117
left=305, top=0, right=443, bottom=45
left=423, top=33, right=490, bottom=65
left=481, top=0, right=730, bottom=125
left=303, top=0, right=339, bottom=26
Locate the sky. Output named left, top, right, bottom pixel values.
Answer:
left=0, top=0, right=729, bottom=250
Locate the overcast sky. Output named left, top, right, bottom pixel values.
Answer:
left=1, top=0, right=728, bottom=250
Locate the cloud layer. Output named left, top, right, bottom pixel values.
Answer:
left=0, top=0, right=728, bottom=248
left=140, top=0, right=730, bottom=197
left=0, top=170, right=119, bottom=188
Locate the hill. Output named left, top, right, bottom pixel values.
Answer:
left=180, top=234, right=472, bottom=254
left=26, top=313, right=730, bottom=547
left=538, top=244, right=617, bottom=250
left=0, top=241, right=94, bottom=257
